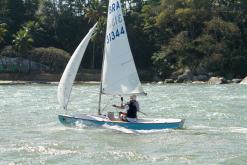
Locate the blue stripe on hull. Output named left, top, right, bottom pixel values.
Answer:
left=58, top=115, right=184, bottom=130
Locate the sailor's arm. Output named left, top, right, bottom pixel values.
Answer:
left=112, top=104, right=124, bottom=109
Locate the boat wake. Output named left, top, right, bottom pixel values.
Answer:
left=74, top=121, right=89, bottom=129
left=190, top=125, right=247, bottom=134
left=102, top=124, right=172, bottom=134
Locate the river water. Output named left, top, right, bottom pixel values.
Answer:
left=0, top=83, right=247, bottom=164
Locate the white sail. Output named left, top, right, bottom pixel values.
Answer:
left=102, top=0, right=145, bottom=95
left=57, top=23, right=97, bottom=110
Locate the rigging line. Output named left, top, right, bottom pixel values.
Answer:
left=100, top=97, right=114, bottom=113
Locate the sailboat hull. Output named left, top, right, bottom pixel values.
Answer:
left=58, top=114, right=185, bottom=130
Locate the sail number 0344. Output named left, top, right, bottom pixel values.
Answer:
left=106, top=26, right=125, bottom=44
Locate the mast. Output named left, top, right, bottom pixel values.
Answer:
left=97, top=32, right=107, bottom=115
left=97, top=83, right=102, bottom=115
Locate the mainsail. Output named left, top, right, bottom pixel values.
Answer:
left=57, top=23, right=97, bottom=110
left=101, top=0, right=145, bottom=95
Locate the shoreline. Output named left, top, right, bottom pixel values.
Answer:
left=0, top=80, right=245, bottom=85
left=0, top=72, right=101, bottom=85
left=0, top=80, right=100, bottom=85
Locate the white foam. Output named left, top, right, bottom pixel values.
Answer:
left=75, top=121, right=88, bottom=129
left=102, top=124, right=172, bottom=134
left=228, top=127, right=247, bottom=134
left=137, top=129, right=171, bottom=134
left=102, top=124, right=137, bottom=134
left=17, top=144, right=79, bottom=155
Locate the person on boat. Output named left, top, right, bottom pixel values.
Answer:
left=112, top=95, right=139, bottom=122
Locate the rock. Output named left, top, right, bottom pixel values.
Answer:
left=219, top=77, right=227, bottom=84
left=208, top=77, right=227, bottom=85
left=192, top=81, right=205, bottom=84
left=157, top=81, right=163, bottom=84
left=227, top=80, right=233, bottom=84
left=240, top=76, right=247, bottom=84
left=232, top=78, right=242, bottom=83
left=164, top=79, right=174, bottom=83
left=176, top=68, right=193, bottom=83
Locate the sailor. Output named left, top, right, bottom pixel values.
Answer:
left=112, top=94, right=139, bottom=122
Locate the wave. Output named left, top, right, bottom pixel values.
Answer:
left=16, top=144, right=80, bottom=155
left=228, top=127, right=247, bottom=134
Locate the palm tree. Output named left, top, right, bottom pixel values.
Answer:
left=85, top=0, right=107, bottom=69
left=0, top=23, right=7, bottom=71
left=85, top=0, right=107, bottom=23
left=13, top=26, right=33, bottom=73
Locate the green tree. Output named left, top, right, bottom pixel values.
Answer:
left=13, top=25, right=34, bottom=72
left=23, top=0, right=40, bottom=21
left=85, top=0, right=107, bottom=23
left=35, top=0, right=58, bottom=47
left=6, top=0, right=26, bottom=33
left=0, top=0, right=8, bottom=22
left=0, top=23, right=7, bottom=48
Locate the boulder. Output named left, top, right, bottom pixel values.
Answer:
left=232, top=78, right=242, bottom=84
left=192, top=81, right=205, bottom=84
left=240, top=76, right=247, bottom=84
left=219, top=77, right=227, bottom=84
left=157, top=81, right=163, bottom=84
left=208, top=77, right=227, bottom=85
left=177, top=69, right=193, bottom=83
left=227, top=80, right=233, bottom=84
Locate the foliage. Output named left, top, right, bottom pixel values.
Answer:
left=29, top=47, right=70, bottom=72
left=0, top=23, right=7, bottom=48
left=12, top=24, right=33, bottom=54
left=152, top=0, right=247, bottom=78
left=0, top=46, right=70, bottom=73
left=0, top=0, right=246, bottom=78
left=0, top=45, right=18, bottom=58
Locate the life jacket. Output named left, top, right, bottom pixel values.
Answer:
left=126, top=101, right=137, bottom=118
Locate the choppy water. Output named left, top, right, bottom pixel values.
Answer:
left=0, top=83, right=247, bottom=165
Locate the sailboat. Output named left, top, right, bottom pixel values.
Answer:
left=57, top=0, right=185, bottom=130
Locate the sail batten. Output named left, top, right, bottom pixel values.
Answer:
left=57, top=23, right=98, bottom=110
left=102, top=0, right=145, bottom=96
